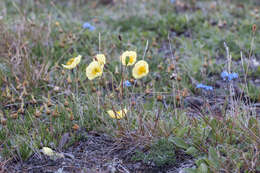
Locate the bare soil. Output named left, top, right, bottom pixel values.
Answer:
left=4, top=132, right=194, bottom=173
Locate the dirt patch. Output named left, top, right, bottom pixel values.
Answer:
left=4, top=132, right=194, bottom=173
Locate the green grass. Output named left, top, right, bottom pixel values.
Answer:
left=0, top=0, right=260, bottom=172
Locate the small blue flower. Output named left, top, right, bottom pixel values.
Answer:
left=228, top=73, right=238, bottom=81
left=221, top=71, right=238, bottom=81
left=170, top=0, right=176, bottom=3
left=196, top=83, right=213, bottom=91
left=221, top=71, right=229, bottom=79
left=82, top=22, right=95, bottom=31
left=123, top=80, right=132, bottom=87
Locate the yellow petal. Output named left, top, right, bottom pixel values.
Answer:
left=107, top=110, right=116, bottom=118
left=107, top=109, right=127, bottom=119
left=74, top=55, right=82, bottom=64
left=121, top=51, right=137, bottom=66
left=96, top=54, right=106, bottom=66
left=118, top=108, right=127, bottom=118
left=132, top=60, right=149, bottom=79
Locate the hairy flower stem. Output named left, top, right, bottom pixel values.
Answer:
left=74, top=67, right=82, bottom=123
left=224, top=42, right=235, bottom=116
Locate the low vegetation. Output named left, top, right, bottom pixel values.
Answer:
left=0, top=0, right=259, bottom=172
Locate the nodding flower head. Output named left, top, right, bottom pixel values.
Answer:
left=196, top=83, right=213, bottom=91
left=62, top=55, right=81, bottom=69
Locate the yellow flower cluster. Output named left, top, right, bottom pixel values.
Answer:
left=107, top=51, right=149, bottom=120
left=62, top=51, right=149, bottom=80
left=61, top=50, right=149, bottom=120
left=121, top=51, right=149, bottom=79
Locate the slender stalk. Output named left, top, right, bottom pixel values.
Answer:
left=168, top=33, right=177, bottom=115
left=224, top=42, right=235, bottom=116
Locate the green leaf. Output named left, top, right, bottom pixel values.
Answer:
left=183, top=168, right=197, bottom=173
left=186, top=146, right=199, bottom=156
left=198, top=163, right=208, bottom=173
left=208, top=147, right=220, bottom=169
left=195, top=157, right=208, bottom=167
left=170, top=137, right=189, bottom=149
left=256, top=165, right=260, bottom=171
left=0, top=63, right=10, bottom=74
left=177, top=127, right=188, bottom=137
left=125, top=56, right=130, bottom=65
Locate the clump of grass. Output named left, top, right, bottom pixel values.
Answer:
left=132, top=138, right=176, bottom=167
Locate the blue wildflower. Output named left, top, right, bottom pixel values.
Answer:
left=221, top=71, right=229, bottom=79
left=228, top=73, right=238, bottom=81
left=170, top=0, right=176, bottom=3
left=221, top=71, right=238, bottom=81
left=196, top=83, right=213, bottom=91
left=123, top=80, right=132, bottom=87
left=82, top=22, right=95, bottom=31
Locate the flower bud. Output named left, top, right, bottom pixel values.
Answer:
left=35, top=109, right=41, bottom=118
left=182, top=88, right=188, bottom=98
left=72, top=124, right=79, bottom=131
left=70, top=113, right=74, bottom=121
left=176, top=95, right=181, bottom=102
left=1, top=118, right=7, bottom=125
left=177, top=76, right=182, bottom=82
left=252, top=24, right=257, bottom=33
left=11, top=112, right=18, bottom=119
left=64, top=100, right=69, bottom=107
left=157, top=95, right=163, bottom=101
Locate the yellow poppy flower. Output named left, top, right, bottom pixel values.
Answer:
left=41, top=147, right=55, bottom=156
left=95, top=54, right=106, bottom=67
left=86, top=61, right=103, bottom=80
left=121, top=51, right=137, bottom=66
left=132, top=60, right=149, bottom=79
left=107, top=108, right=127, bottom=119
left=41, top=147, right=64, bottom=159
left=62, top=55, right=82, bottom=69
